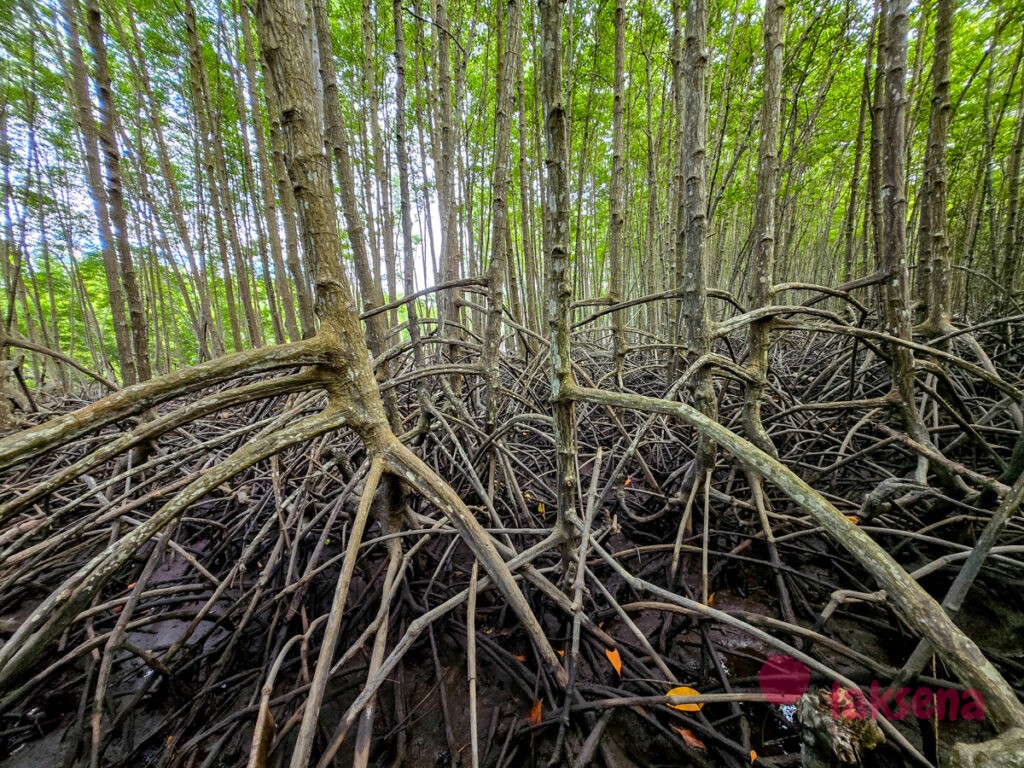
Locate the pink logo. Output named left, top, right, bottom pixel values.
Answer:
left=758, top=654, right=810, bottom=705
left=756, top=654, right=986, bottom=722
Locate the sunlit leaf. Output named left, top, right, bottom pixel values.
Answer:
left=750, top=749, right=758, bottom=763
left=528, top=699, right=543, bottom=725
left=666, top=686, right=704, bottom=712
left=671, top=725, right=706, bottom=749
left=605, top=648, right=622, bottom=676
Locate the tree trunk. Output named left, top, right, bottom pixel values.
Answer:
left=59, top=0, right=138, bottom=385
left=609, top=0, right=627, bottom=385
left=678, top=0, right=716, bottom=470
left=539, top=0, right=579, bottom=576
left=917, top=0, right=954, bottom=335
left=741, top=0, right=784, bottom=458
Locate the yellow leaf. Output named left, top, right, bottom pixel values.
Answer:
left=750, top=749, right=758, bottom=763
left=707, top=592, right=715, bottom=606
left=538, top=502, right=546, bottom=518
left=845, top=516, right=859, bottom=524
left=666, top=686, right=704, bottom=712
left=671, top=726, right=706, bottom=749
left=605, top=648, right=622, bottom=677
left=528, top=699, right=543, bottom=725
left=556, top=649, right=565, bottom=657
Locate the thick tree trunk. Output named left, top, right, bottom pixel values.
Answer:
left=240, top=0, right=301, bottom=343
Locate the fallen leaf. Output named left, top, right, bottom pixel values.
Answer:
left=605, top=648, right=622, bottom=677
left=671, top=726, right=705, bottom=749
left=845, top=516, right=859, bottom=524
left=707, top=592, right=715, bottom=606
left=750, top=749, right=758, bottom=763
left=538, top=502, right=546, bottom=518
left=556, top=649, right=565, bottom=657
left=513, top=654, right=526, bottom=662
left=528, top=699, right=543, bottom=725
left=624, top=477, right=631, bottom=486
left=666, top=686, right=704, bottom=712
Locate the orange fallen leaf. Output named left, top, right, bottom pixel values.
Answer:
left=845, top=516, right=859, bottom=524
left=556, top=649, right=565, bottom=657
left=528, top=699, right=543, bottom=725
left=513, top=654, right=526, bottom=662
left=707, top=592, right=716, bottom=606
left=666, top=686, right=704, bottom=712
left=671, top=725, right=705, bottom=749
left=605, top=648, right=622, bottom=677
left=624, top=477, right=631, bottom=486
left=125, top=582, right=137, bottom=590
left=750, top=749, right=758, bottom=763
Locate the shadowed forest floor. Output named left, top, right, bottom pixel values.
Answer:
left=2, top=321, right=1023, bottom=767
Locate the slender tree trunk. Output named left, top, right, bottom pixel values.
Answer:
left=1000, top=33, right=1024, bottom=300
left=539, top=0, right=579, bottom=577
left=741, top=0, right=784, bottom=458
left=609, top=0, right=627, bottom=385
left=678, top=0, right=716, bottom=470
left=917, top=0, right=954, bottom=334
left=483, top=0, right=520, bottom=435
left=843, top=22, right=873, bottom=283
left=59, top=0, right=137, bottom=385
left=881, top=0, right=932, bottom=465
left=82, top=0, right=151, bottom=381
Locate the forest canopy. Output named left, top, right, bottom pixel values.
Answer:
left=1, top=0, right=1024, bottom=764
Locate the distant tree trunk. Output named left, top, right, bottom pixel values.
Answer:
left=609, top=0, right=627, bottom=386
left=483, top=0, right=519, bottom=435
left=393, top=0, right=429, bottom=412
left=741, top=0, right=784, bottom=458
left=82, top=0, right=151, bottom=381
left=434, top=0, right=465, bottom=350
left=917, top=0, right=954, bottom=334
left=360, top=0, right=399, bottom=326
left=665, top=0, right=683, bottom=380
left=517, top=47, right=540, bottom=339
left=60, top=0, right=137, bottom=385
left=842, top=20, right=874, bottom=284
left=869, top=0, right=887, bottom=277
left=119, top=0, right=215, bottom=360
left=1000, top=38, right=1024, bottom=301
